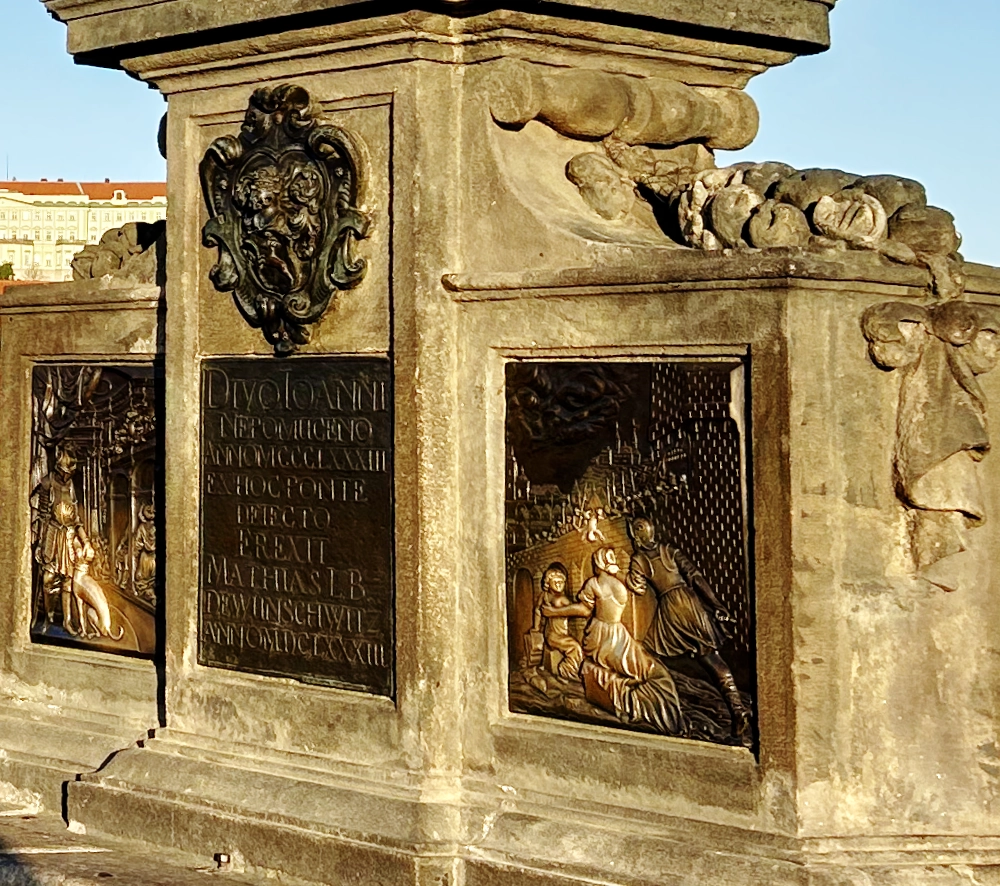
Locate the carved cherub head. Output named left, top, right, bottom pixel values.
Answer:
left=566, top=152, right=635, bottom=221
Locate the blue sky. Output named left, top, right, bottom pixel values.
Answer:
left=4, top=1, right=999, bottom=263
left=724, top=1, right=999, bottom=264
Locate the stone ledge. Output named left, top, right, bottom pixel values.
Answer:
left=42, top=1, right=831, bottom=68
left=0, top=811, right=284, bottom=886
left=444, top=252, right=1000, bottom=302
left=0, top=280, right=162, bottom=312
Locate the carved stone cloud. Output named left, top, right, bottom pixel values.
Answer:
left=484, top=61, right=965, bottom=301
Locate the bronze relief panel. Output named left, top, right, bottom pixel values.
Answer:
left=30, top=363, right=160, bottom=657
left=506, top=360, right=754, bottom=747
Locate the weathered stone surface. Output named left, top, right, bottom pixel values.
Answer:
left=487, top=60, right=759, bottom=150
left=44, top=1, right=834, bottom=63
left=0, top=280, right=162, bottom=810
left=772, top=167, right=858, bottom=210
left=8, top=2, right=1000, bottom=886
left=0, top=811, right=283, bottom=886
left=889, top=203, right=961, bottom=256
left=746, top=199, right=812, bottom=247
left=565, top=152, right=636, bottom=220
left=812, top=190, right=887, bottom=246
left=71, top=220, right=164, bottom=284
left=707, top=183, right=764, bottom=247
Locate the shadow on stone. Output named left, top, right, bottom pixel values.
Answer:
left=0, top=829, right=42, bottom=886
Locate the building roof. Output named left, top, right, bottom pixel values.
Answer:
left=0, top=182, right=166, bottom=200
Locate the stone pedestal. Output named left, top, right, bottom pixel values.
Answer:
left=0, top=280, right=162, bottom=809
left=8, top=2, right=1000, bottom=884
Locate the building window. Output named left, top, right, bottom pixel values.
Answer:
left=45, top=212, right=52, bottom=221
left=116, top=213, right=123, bottom=222
left=45, top=233, right=51, bottom=241
left=0, top=212, right=5, bottom=220
left=114, top=190, right=125, bottom=200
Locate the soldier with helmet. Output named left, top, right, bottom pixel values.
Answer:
left=31, top=444, right=85, bottom=634
left=626, top=517, right=751, bottom=742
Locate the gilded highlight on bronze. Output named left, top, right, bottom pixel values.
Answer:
left=506, top=360, right=754, bottom=747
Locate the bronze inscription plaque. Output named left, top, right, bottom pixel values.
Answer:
left=199, top=357, right=394, bottom=696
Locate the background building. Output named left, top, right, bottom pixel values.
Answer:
left=0, top=181, right=166, bottom=282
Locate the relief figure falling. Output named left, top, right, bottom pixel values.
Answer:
left=626, top=517, right=750, bottom=742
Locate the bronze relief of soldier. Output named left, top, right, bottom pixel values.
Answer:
left=32, top=445, right=83, bottom=634
left=626, top=517, right=751, bottom=743
left=506, top=360, right=754, bottom=748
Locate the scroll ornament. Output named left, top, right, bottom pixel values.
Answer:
left=862, top=301, right=1000, bottom=590
left=486, top=61, right=965, bottom=300
left=200, top=84, right=370, bottom=355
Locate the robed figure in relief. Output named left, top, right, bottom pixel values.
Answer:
left=542, top=545, right=684, bottom=736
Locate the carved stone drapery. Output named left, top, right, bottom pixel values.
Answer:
left=487, top=60, right=759, bottom=153
left=862, top=300, right=1000, bottom=590
left=71, top=220, right=165, bottom=285
left=200, top=84, right=370, bottom=355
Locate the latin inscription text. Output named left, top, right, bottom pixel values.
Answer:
left=198, top=359, right=394, bottom=695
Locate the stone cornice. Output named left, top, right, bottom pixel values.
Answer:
left=442, top=252, right=1000, bottom=303
left=42, top=0, right=831, bottom=70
